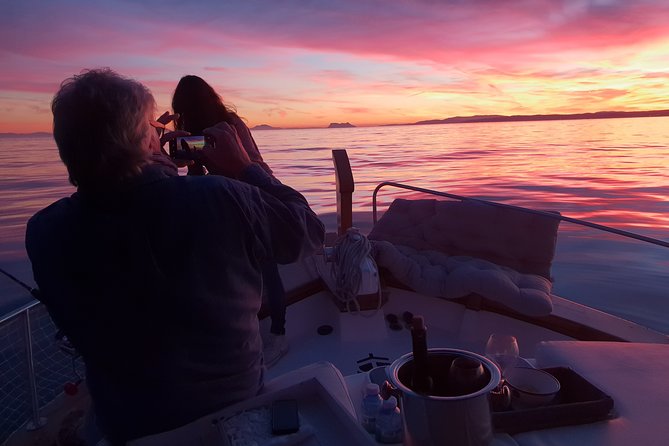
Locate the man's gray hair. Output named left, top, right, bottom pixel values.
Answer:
left=52, top=68, right=155, bottom=189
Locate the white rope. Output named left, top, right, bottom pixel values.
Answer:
left=329, top=228, right=382, bottom=314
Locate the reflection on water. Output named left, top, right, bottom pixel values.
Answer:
left=1, top=117, right=668, bottom=332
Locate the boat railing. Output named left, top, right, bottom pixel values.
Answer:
left=369, top=180, right=669, bottom=340
left=0, top=273, right=81, bottom=444
left=371, top=181, right=669, bottom=250
left=330, top=148, right=669, bottom=340
left=0, top=301, right=44, bottom=436
left=0, top=299, right=45, bottom=442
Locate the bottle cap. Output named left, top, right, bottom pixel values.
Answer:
left=381, top=395, right=397, bottom=409
left=365, top=382, right=380, bottom=395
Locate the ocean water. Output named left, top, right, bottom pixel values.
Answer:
left=1, top=117, right=668, bottom=332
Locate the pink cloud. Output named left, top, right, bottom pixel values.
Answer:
left=4, top=1, right=669, bottom=70
left=203, top=67, right=230, bottom=72
left=639, top=72, right=669, bottom=79
left=3, top=0, right=669, bottom=130
left=338, top=106, right=372, bottom=115
left=260, top=107, right=289, bottom=119
left=158, top=1, right=669, bottom=66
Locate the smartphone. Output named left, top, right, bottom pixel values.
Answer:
left=271, top=399, right=299, bottom=435
left=168, top=135, right=206, bottom=158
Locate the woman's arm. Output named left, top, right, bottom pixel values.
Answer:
left=230, top=114, right=273, bottom=174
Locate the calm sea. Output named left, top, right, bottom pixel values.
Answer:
left=1, top=117, right=668, bottom=332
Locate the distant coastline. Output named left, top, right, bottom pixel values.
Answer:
left=4, top=109, right=669, bottom=136
left=251, top=109, right=669, bottom=130
left=412, top=109, right=669, bottom=126
left=0, top=132, right=52, bottom=138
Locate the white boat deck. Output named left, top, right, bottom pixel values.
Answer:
left=130, top=296, right=669, bottom=446
left=265, top=287, right=573, bottom=381
left=255, top=283, right=669, bottom=446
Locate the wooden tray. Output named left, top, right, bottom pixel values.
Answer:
left=492, top=367, right=615, bottom=434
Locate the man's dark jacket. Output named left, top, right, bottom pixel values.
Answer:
left=25, top=160, right=325, bottom=442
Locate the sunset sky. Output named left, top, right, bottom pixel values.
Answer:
left=3, top=0, right=669, bottom=132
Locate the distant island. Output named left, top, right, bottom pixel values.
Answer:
left=251, top=124, right=281, bottom=130
left=328, top=122, right=355, bottom=128
left=413, top=109, right=669, bottom=126
left=0, top=132, right=51, bottom=138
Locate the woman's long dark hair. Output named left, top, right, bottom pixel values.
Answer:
left=171, top=75, right=236, bottom=134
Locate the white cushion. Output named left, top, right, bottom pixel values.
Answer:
left=372, top=241, right=553, bottom=316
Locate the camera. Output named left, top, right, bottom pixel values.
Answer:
left=169, top=136, right=206, bottom=158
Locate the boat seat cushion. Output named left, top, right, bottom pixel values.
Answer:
left=372, top=240, right=553, bottom=316
left=368, top=198, right=560, bottom=279
left=368, top=198, right=560, bottom=316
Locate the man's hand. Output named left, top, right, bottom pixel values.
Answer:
left=157, top=111, right=179, bottom=126
left=201, top=122, right=252, bottom=178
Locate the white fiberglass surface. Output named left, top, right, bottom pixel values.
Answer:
left=264, top=288, right=571, bottom=380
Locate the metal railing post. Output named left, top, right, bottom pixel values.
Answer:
left=22, top=308, right=46, bottom=431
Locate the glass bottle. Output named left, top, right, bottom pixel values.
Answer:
left=411, top=316, right=433, bottom=394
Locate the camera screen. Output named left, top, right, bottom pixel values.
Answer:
left=169, top=136, right=206, bottom=157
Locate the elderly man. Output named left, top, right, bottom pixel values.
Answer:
left=26, top=68, right=324, bottom=443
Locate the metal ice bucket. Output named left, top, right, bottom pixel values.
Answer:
left=387, top=348, right=501, bottom=446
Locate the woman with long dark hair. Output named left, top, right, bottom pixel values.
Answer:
left=172, top=75, right=272, bottom=175
left=171, top=75, right=287, bottom=367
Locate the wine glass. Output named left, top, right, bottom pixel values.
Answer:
left=484, top=334, right=519, bottom=377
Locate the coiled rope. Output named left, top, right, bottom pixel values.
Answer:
left=329, top=228, right=382, bottom=314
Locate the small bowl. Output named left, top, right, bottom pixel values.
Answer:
left=505, top=367, right=560, bottom=408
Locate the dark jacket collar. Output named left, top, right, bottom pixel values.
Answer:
left=75, top=155, right=179, bottom=205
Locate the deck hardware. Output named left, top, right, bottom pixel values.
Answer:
left=357, top=353, right=391, bottom=372
left=317, top=325, right=333, bottom=336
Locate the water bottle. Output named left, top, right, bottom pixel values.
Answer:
left=361, top=383, right=383, bottom=433
left=375, top=396, right=403, bottom=444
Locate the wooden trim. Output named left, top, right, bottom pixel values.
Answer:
left=459, top=295, right=626, bottom=342
left=332, top=149, right=354, bottom=236
left=380, top=273, right=631, bottom=342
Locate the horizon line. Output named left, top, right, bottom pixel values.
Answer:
left=3, top=109, right=669, bottom=135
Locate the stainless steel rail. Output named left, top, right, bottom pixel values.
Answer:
left=0, top=299, right=47, bottom=432
left=0, top=299, right=40, bottom=325
left=372, top=181, right=669, bottom=249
